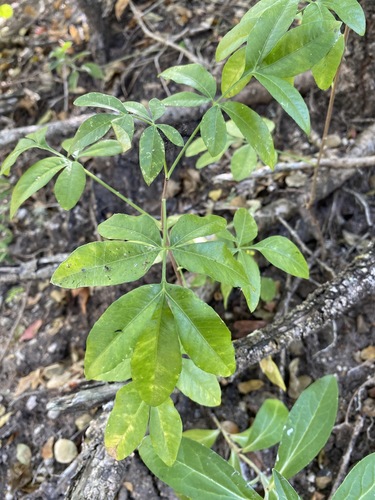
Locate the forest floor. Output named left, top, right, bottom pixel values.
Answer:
left=0, top=0, right=374, bottom=499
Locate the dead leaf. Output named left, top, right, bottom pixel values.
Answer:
left=208, top=189, right=222, bottom=201
left=19, top=319, right=43, bottom=341
left=233, top=320, right=267, bottom=338
left=71, top=287, right=90, bottom=315
left=41, top=437, right=55, bottom=460
left=182, top=169, right=200, bottom=194
left=14, top=369, right=42, bottom=396
left=69, top=24, right=83, bottom=45
left=237, top=379, right=264, bottom=394
left=0, top=412, right=12, bottom=428
left=260, top=356, right=286, bottom=391
left=124, top=481, right=134, bottom=492
left=360, top=345, right=375, bottom=361
left=115, top=0, right=130, bottom=20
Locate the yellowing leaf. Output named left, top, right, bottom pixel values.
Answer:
left=260, top=356, right=286, bottom=391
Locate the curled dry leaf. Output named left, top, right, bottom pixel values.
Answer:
left=237, top=379, right=264, bottom=395
left=19, top=319, right=43, bottom=341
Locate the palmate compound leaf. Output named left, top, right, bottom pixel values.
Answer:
left=275, top=375, right=338, bottom=479
left=176, top=358, right=221, bottom=407
left=170, top=213, right=227, bottom=246
left=165, top=284, right=235, bottom=377
left=251, top=236, right=309, bottom=279
left=331, top=452, right=375, bottom=500
left=51, top=241, right=160, bottom=288
left=139, top=436, right=262, bottom=500
left=98, top=214, right=162, bottom=246
left=131, top=296, right=181, bottom=406
left=105, top=382, right=149, bottom=460
left=231, top=399, right=288, bottom=452
left=10, top=157, right=67, bottom=218
left=84, top=284, right=163, bottom=381
left=149, top=397, right=182, bottom=466
left=159, top=64, right=217, bottom=100
left=54, top=161, right=86, bottom=210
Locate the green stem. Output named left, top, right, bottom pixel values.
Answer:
left=161, top=197, right=168, bottom=283
left=167, top=123, right=201, bottom=179
left=83, top=167, right=154, bottom=219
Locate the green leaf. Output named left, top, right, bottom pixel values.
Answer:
left=149, top=97, right=166, bottom=121
left=270, top=470, right=302, bottom=500
left=10, top=157, right=66, bottom=217
left=139, top=126, right=165, bottom=185
left=160, top=64, right=217, bottom=99
left=331, top=453, right=375, bottom=500
left=150, top=398, right=182, bottom=465
left=162, top=92, right=212, bottom=107
left=200, top=107, right=227, bottom=157
left=251, top=236, right=309, bottom=279
left=77, top=140, right=123, bottom=157
left=132, top=296, right=181, bottom=406
left=54, top=161, right=86, bottom=210
left=259, top=21, right=341, bottom=78
left=221, top=101, right=276, bottom=168
left=177, top=358, right=221, bottom=407
left=139, top=436, right=262, bottom=499
left=275, top=375, right=338, bottom=479
left=232, top=399, right=289, bottom=452
left=170, top=214, right=227, bottom=246
left=166, top=284, right=235, bottom=377
left=172, top=241, right=249, bottom=288
left=157, top=124, right=184, bottom=147
left=228, top=450, right=242, bottom=474
left=320, top=0, right=366, bottom=36
left=238, top=251, right=261, bottom=312
left=68, top=70, right=79, bottom=90
left=1, top=136, right=53, bottom=176
left=74, top=92, right=127, bottom=114
left=312, top=34, right=345, bottom=90
left=234, top=208, right=258, bottom=246
left=185, top=137, right=208, bottom=157
left=122, top=101, right=150, bottom=120
left=254, top=74, right=310, bottom=134
left=231, top=144, right=258, bottom=181
left=196, top=150, right=227, bottom=169
left=81, top=62, right=104, bottom=79
left=51, top=241, right=159, bottom=288
left=260, top=276, right=277, bottom=302
left=85, top=284, right=163, bottom=381
left=98, top=214, right=161, bottom=246
left=245, top=0, right=298, bottom=72
left=111, top=114, right=134, bottom=151
left=221, top=47, right=251, bottom=98
left=69, top=114, right=116, bottom=156
left=105, top=383, right=149, bottom=460
left=182, top=429, right=220, bottom=448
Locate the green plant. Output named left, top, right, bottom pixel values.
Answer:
left=0, top=176, right=13, bottom=263
left=1, top=0, right=369, bottom=496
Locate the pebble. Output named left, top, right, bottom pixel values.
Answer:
left=54, top=438, right=78, bottom=464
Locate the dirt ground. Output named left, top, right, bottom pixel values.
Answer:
left=0, top=1, right=374, bottom=499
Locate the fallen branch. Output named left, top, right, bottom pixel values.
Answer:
left=234, top=243, right=375, bottom=375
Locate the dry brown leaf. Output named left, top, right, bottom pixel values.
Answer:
left=115, top=0, right=130, bottom=20
left=237, top=379, right=264, bottom=394
left=182, top=169, right=200, bottom=194
left=14, top=369, right=42, bottom=396
left=41, top=436, right=55, bottom=460
left=19, top=319, right=43, bottom=341
left=360, top=345, right=375, bottom=361
left=0, top=412, right=12, bottom=428
left=69, top=24, right=83, bottom=45
left=71, top=287, right=90, bottom=315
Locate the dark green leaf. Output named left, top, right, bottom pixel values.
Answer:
left=221, top=101, right=276, bottom=168
left=85, top=284, right=163, bottom=381
left=149, top=97, right=166, bottom=121
left=132, top=296, right=181, bottom=406
left=10, top=157, right=66, bottom=217
left=234, top=208, right=258, bottom=246
left=182, top=429, right=220, bottom=448
left=150, top=398, right=182, bottom=465
left=105, top=383, right=149, bottom=460
left=139, top=126, right=165, bottom=185
left=170, top=214, right=227, bottom=246
left=237, top=251, right=261, bottom=312
left=51, top=241, right=159, bottom=288
left=221, top=47, right=251, bottom=98
left=159, top=64, right=216, bottom=99
left=98, top=214, right=161, bottom=246
left=77, top=140, right=123, bottom=157
left=177, top=358, right=221, bottom=406
left=331, top=453, right=375, bottom=499
left=166, top=284, right=235, bottom=377
left=254, top=74, right=310, bottom=133
left=54, top=161, right=86, bottom=210
left=69, top=114, right=116, bottom=156
left=231, top=144, right=258, bottom=181
left=320, top=0, right=366, bottom=36
left=251, top=236, right=309, bottom=279
left=275, top=375, right=338, bottom=479
left=200, top=107, right=227, bottom=157
left=270, top=470, right=302, bottom=500
left=162, top=92, right=212, bottom=107
left=139, top=436, right=262, bottom=499
left=157, top=124, right=184, bottom=147
left=74, top=92, right=127, bottom=113
left=172, top=241, right=249, bottom=288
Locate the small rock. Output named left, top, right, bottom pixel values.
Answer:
left=54, top=438, right=78, bottom=464
left=221, top=420, right=239, bottom=434
left=75, top=413, right=92, bottom=431
left=325, top=134, right=341, bottom=148
left=16, top=443, right=32, bottom=466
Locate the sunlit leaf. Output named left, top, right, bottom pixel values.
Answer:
left=260, top=356, right=287, bottom=391
left=221, top=47, right=251, bottom=98
left=312, top=34, right=345, bottom=90
left=177, top=358, right=221, bottom=407
left=182, top=429, right=220, bottom=448
left=160, top=64, right=216, bottom=99
left=150, top=398, right=182, bottom=465
left=74, top=92, right=127, bottom=113
left=170, top=214, right=227, bottom=246
left=320, top=0, right=366, bottom=35
left=68, top=114, right=116, bottom=156
left=162, top=92, right=212, bottom=107
left=77, top=140, right=123, bottom=157
left=231, top=144, right=258, bottom=181
left=237, top=251, right=261, bottom=312
left=98, top=214, right=161, bottom=246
